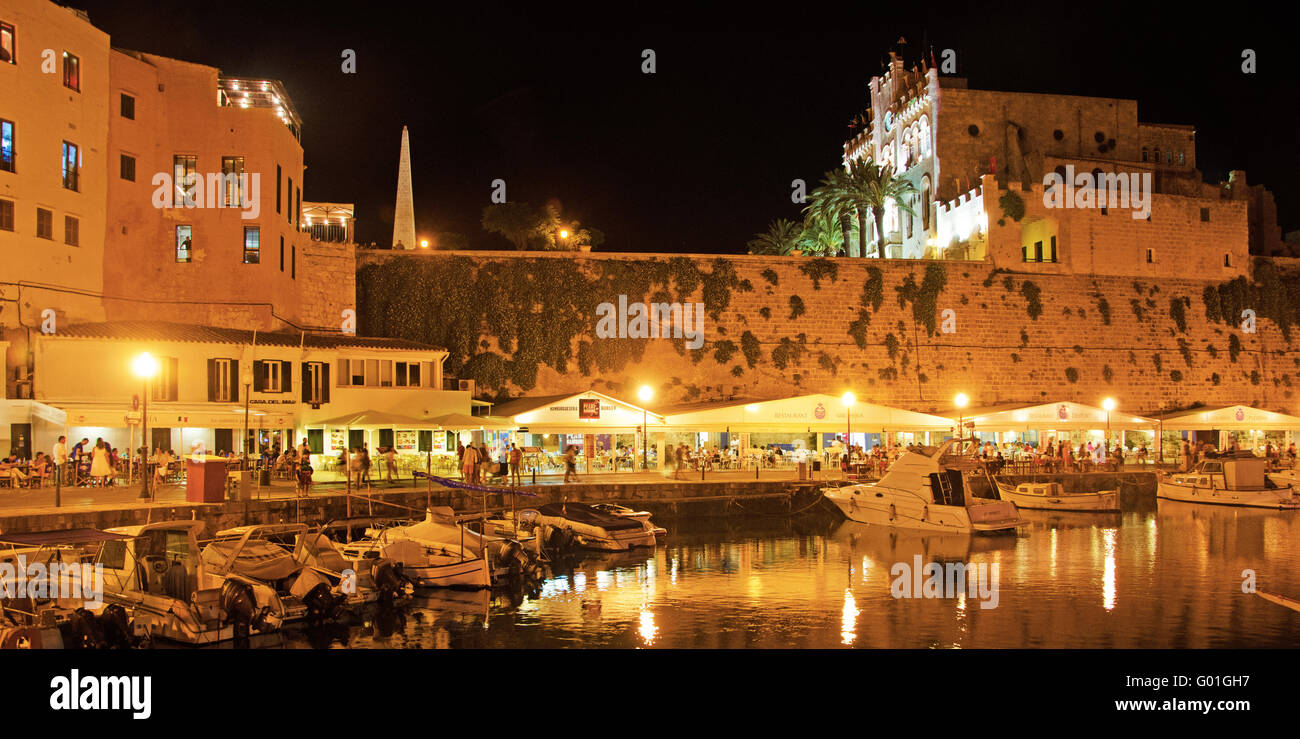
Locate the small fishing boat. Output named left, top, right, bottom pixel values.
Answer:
left=345, top=509, right=492, bottom=589
left=590, top=503, right=668, bottom=539
left=824, top=439, right=1023, bottom=534
left=1257, top=590, right=1300, bottom=613
left=533, top=501, right=658, bottom=551
left=994, top=480, right=1120, bottom=512
left=1157, top=452, right=1300, bottom=509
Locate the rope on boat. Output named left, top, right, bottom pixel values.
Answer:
left=727, top=490, right=827, bottom=517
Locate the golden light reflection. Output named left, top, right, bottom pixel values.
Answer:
left=861, top=556, right=871, bottom=583
left=1102, top=528, right=1117, bottom=611
left=638, top=609, right=657, bottom=646
left=841, top=588, right=859, bottom=646
left=1050, top=528, right=1057, bottom=579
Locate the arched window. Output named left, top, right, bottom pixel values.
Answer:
left=906, top=196, right=914, bottom=239
left=920, top=175, right=932, bottom=231
left=1178, top=151, right=1185, bottom=165
left=918, top=115, right=931, bottom=157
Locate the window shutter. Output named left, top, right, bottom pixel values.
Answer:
left=207, top=358, right=218, bottom=401
left=229, top=360, right=239, bottom=402
left=281, top=361, right=292, bottom=394
left=167, top=358, right=179, bottom=400
left=337, top=358, right=347, bottom=386
left=302, top=363, right=311, bottom=403
left=322, top=364, right=331, bottom=404
left=253, top=360, right=265, bottom=392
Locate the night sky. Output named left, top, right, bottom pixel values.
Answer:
left=74, top=1, right=1300, bottom=253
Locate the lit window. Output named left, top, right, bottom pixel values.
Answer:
left=173, top=155, right=197, bottom=205
left=0, top=21, right=15, bottom=65
left=62, top=142, right=79, bottom=190
left=0, top=118, right=13, bottom=172
left=243, top=226, right=260, bottom=264
left=62, top=51, right=79, bottom=91
left=176, top=225, right=192, bottom=262
left=221, top=156, right=244, bottom=207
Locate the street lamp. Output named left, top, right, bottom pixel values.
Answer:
left=559, top=229, right=570, bottom=240
left=132, top=352, right=159, bottom=500
left=419, top=238, right=429, bottom=249
left=638, top=385, right=653, bottom=471
left=954, top=392, right=970, bottom=440
left=841, top=390, right=856, bottom=446
left=1103, top=397, right=1116, bottom=461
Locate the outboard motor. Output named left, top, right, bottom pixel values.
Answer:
left=58, top=608, right=104, bottom=649
left=220, top=579, right=259, bottom=645
left=372, top=560, right=412, bottom=606
left=302, top=582, right=346, bottom=624
left=96, top=604, right=136, bottom=649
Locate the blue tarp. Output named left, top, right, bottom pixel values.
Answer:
left=413, top=472, right=539, bottom=497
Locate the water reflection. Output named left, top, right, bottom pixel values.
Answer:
left=277, top=507, right=1300, bottom=649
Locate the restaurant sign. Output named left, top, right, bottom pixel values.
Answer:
left=579, top=399, right=601, bottom=419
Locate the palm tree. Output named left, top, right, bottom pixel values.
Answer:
left=481, top=203, right=543, bottom=250
left=798, top=208, right=850, bottom=256
left=844, top=159, right=918, bottom=259
left=805, top=169, right=857, bottom=257
left=747, top=219, right=803, bottom=255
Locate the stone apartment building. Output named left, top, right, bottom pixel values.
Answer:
left=840, top=51, right=1286, bottom=273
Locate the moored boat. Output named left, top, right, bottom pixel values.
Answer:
left=590, top=502, right=668, bottom=539
left=994, top=480, right=1120, bottom=512
left=533, top=501, right=658, bottom=551
left=823, top=438, right=1023, bottom=534
left=1157, top=452, right=1300, bottom=509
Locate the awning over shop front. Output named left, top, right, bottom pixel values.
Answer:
left=958, top=401, right=1158, bottom=431
left=493, top=391, right=664, bottom=433
left=310, top=411, right=439, bottom=428
left=426, top=413, right=517, bottom=431
left=51, top=402, right=294, bottom=429
left=662, top=394, right=954, bottom=432
left=1152, top=405, right=1300, bottom=431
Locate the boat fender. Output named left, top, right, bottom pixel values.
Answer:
left=922, top=505, right=929, bottom=521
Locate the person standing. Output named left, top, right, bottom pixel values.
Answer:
left=673, top=443, right=685, bottom=480
left=360, top=445, right=372, bottom=487
left=510, top=443, right=523, bottom=486
left=383, top=446, right=398, bottom=484
left=90, top=440, right=112, bottom=487
left=349, top=447, right=362, bottom=488
left=53, top=435, right=69, bottom=486
left=461, top=442, right=478, bottom=484
left=563, top=445, right=578, bottom=483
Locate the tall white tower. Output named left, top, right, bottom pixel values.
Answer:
left=392, top=126, right=417, bottom=249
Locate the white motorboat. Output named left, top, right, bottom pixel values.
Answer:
left=590, top=503, right=668, bottom=539
left=533, top=501, right=659, bottom=551
left=823, top=439, right=1023, bottom=533
left=994, top=480, right=1120, bottom=512
left=346, top=509, right=492, bottom=589
left=99, top=521, right=268, bottom=645
left=1257, top=590, right=1300, bottom=613
left=1157, top=453, right=1300, bottom=509
left=203, top=524, right=351, bottom=623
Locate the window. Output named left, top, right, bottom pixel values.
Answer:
left=1146, top=248, right=1155, bottom=264
left=1034, top=241, right=1043, bottom=262
left=1200, top=207, right=1210, bottom=222
left=173, top=155, right=196, bottom=205
left=150, top=357, right=178, bottom=401
left=119, top=153, right=135, bottom=182
left=395, top=362, right=421, bottom=387
left=62, top=142, right=79, bottom=190
left=0, top=21, right=14, bottom=65
left=275, top=164, right=281, bottom=213
left=380, top=361, right=393, bottom=387
left=279, top=235, right=284, bottom=271
left=1141, top=148, right=1148, bottom=162
left=295, top=186, right=301, bottom=226
left=64, top=215, right=78, bottom=246
left=120, top=93, right=135, bottom=120
left=303, top=362, right=328, bottom=405
left=287, top=177, right=293, bottom=222
left=1050, top=236, right=1057, bottom=263
left=262, top=361, right=282, bottom=392
left=365, top=359, right=379, bottom=387
left=1224, top=254, right=1232, bottom=268
left=347, top=359, right=364, bottom=386
left=62, top=52, right=79, bottom=91
left=36, top=207, right=52, bottom=239
left=208, top=358, right=238, bottom=402
left=221, top=156, right=244, bottom=207
left=243, top=226, right=260, bottom=264
left=175, top=225, right=192, bottom=262
left=291, top=244, right=296, bottom=279
left=0, top=118, right=13, bottom=172
left=0, top=198, right=12, bottom=231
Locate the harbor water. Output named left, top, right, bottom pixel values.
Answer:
left=279, top=499, right=1300, bottom=649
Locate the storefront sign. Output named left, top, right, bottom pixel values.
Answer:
left=579, top=399, right=601, bottom=419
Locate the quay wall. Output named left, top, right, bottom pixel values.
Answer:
left=353, top=250, right=1300, bottom=415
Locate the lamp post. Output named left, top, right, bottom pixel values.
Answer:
left=1103, top=397, right=1116, bottom=464
left=242, top=367, right=253, bottom=478
left=954, top=392, right=970, bottom=441
left=638, top=385, right=653, bottom=472
left=133, top=353, right=159, bottom=500
left=842, top=390, right=856, bottom=452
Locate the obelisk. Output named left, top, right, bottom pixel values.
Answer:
left=392, top=126, right=417, bottom=249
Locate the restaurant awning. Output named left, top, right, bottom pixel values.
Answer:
left=309, top=411, right=440, bottom=428
left=662, top=394, right=954, bottom=432
left=50, top=401, right=294, bottom=429
left=1151, top=405, right=1300, bottom=431
left=492, top=390, right=664, bottom=433
left=426, top=413, right=517, bottom=431
left=957, top=401, right=1158, bottom=431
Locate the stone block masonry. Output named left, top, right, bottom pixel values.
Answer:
left=354, top=249, right=1300, bottom=416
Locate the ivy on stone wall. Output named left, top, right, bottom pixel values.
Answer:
left=740, top=331, right=762, bottom=368
left=884, top=333, right=900, bottom=361
left=1020, top=281, right=1043, bottom=320
left=799, top=258, right=839, bottom=290
left=1065, top=367, right=1079, bottom=383
left=892, top=264, right=948, bottom=335
left=1096, top=297, right=1111, bottom=325
left=847, top=310, right=871, bottom=349
left=760, top=268, right=779, bottom=286
left=862, top=267, right=884, bottom=311
left=1178, top=338, right=1194, bottom=367
left=1228, top=334, right=1242, bottom=362
left=1202, top=262, right=1300, bottom=340
left=788, top=295, right=806, bottom=320
left=1103, top=365, right=1114, bottom=383
left=1170, top=296, right=1190, bottom=333
left=713, top=340, right=738, bottom=364
left=999, top=190, right=1026, bottom=223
